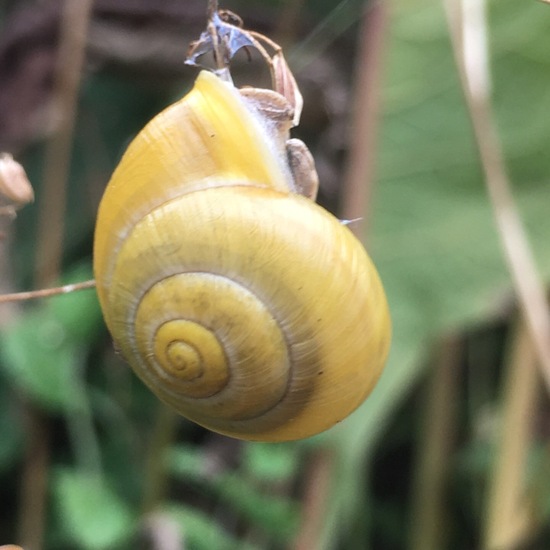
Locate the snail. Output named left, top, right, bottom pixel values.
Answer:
left=93, top=17, right=391, bottom=442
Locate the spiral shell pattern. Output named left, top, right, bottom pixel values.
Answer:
left=94, top=71, right=391, bottom=441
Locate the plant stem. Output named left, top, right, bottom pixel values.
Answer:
left=16, top=411, right=49, bottom=550
left=34, top=0, right=94, bottom=286
left=484, top=318, right=539, bottom=549
left=296, top=4, right=388, bottom=550
left=0, top=279, right=96, bottom=304
left=444, top=0, right=550, bottom=392
left=292, top=449, right=334, bottom=550
left=17, top=1, right=94, bottom=548
left=340, top=0, right=387, bottom=238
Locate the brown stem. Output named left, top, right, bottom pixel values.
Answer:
left=17, top=2, right=94, bottom=549
left=16, top=411, right=50, bottom=550
left=483, top=318, right=539, bottom=549
left=292, top=449, right=334, bottom=550
left=0, top=279, right=96, bottom=304
left=34, top=0, right=94, bottom=287
left=340, top=1, right=388, bottom=238
left=293, top=5, right=389, bottom=549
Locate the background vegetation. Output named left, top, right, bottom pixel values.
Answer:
left=0, top=0, right=549, bottom=548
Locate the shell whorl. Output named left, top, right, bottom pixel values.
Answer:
left=94, top=71, right=391, bottom=442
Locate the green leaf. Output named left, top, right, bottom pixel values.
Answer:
left=243, top=442, right=300, bottom=483
left=216, top=474, right=299, bottom=542
left=49, top=263, right=103, bottom=344
left=53, top=468, right=135, bottom=550
left=0, top=263, right=102, bottom=411
left=168, top=445, right=299, bottom=543
left=0, top=308, right=79, bottom=410
left=165, top=444, right=205, bottom=482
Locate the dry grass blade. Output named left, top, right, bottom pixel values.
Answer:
left=443, top=0, right=550, bottom=392
left=484, top=318, right=539, bottom=550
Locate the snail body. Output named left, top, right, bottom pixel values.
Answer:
left=93, top=70, right=391, bottom=442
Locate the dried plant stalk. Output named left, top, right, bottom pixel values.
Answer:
left=0, top=279, right=96, bottom=304
left=340, top=2, right=387, bottom=237
left=443, top=0, right=550, bottom=392
left=34, top=0, right=94, bottom=286
left=484, top=319, right=539, bottom=550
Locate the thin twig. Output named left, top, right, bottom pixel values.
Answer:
left=0, top=279, right=96, bottom=304
left=443, top=0, right=550, bottom=392
left=340, top=0, right=387, bottom=237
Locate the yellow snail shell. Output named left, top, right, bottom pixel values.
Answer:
left=93, top=71, right=391, bottom=442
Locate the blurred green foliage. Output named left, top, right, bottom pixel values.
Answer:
left=0, top=0, right=549, bottom=549
left=53, top=468, right=136, bottom=549
left=1, top=265, right=101, bottom=410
